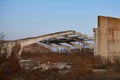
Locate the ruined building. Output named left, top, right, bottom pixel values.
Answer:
left=1, top=30, right=93, bottom=58
left=94, top=16, right=120, bottom=61
left=1, top=16, right=120, bottom=62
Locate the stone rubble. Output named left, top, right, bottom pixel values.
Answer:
left=20, top=60, right=72, bottom=71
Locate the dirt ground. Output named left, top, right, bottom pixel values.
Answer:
left=0, top=43, right=120, bottom=80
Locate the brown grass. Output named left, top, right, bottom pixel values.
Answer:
left=1, top=48, right=120, bottom=80
left=21, top=50, right=98, bottom=79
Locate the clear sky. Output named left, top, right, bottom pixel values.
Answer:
left=0, top=0, right=120, bottom=40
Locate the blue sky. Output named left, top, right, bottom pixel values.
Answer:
left=0, top=0, right=120, bottom=40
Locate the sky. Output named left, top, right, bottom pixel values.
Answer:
left=0, top=0, right=120, bottom=40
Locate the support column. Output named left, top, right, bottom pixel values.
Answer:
left=93, top=28, right=99, bottom=56
left=18, top=46, right=23, bottom=56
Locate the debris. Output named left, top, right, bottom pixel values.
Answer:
left=20, top=59, right=72, bottom=71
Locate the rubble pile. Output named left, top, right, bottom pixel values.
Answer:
left=20, top=60, right=72, bottom=71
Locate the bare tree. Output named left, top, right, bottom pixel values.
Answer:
left=0, top=32, right=5, bottom=54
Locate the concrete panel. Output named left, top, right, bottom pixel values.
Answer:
left=108, top=40, right=120, bottom=52
left=94, top=16, right=120, bottom=61
left=108, top=17, right=120, bottom=61
left=98, top=16, right=109, bottom=59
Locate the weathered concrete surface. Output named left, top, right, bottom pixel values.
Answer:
left=1, top=30, right=93, bottom=58
left=1, top=30, right=75, bottom=57
left=93, top=28, right=99, bottom=56
left=94, top=16, right=120, bottom=61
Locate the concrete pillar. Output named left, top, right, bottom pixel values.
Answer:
left=6, top=42, right=15, bottom=58
left=18, top=46, right=23, bottom=56
left=93, top=28, right=99, bottom=56
left=10, top=43, right=21, bottom=59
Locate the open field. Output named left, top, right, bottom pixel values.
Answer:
left=0, top=43, right=120, bottom=80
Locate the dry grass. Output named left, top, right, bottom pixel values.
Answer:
left=1, top=48, right=120, bottom=80
left=21, top=50, right=98, bottom=79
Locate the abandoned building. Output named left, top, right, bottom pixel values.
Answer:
left=1, top=16, right=120, bottom=62
left=1, top=30, right=93, bottom=58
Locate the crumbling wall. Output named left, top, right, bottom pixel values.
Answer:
left=94, top=16, right=120, bottom=62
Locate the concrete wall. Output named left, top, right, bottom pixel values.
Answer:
left=94, top=16, right=120, bottom=61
